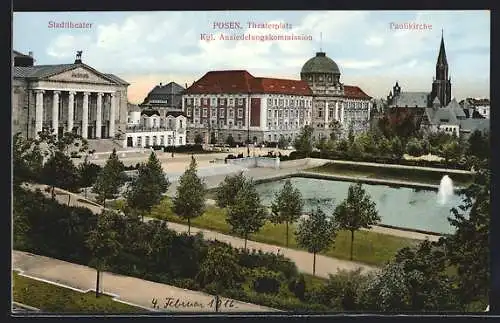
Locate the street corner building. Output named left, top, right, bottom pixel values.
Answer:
left=181, top=51, right=372, bottom=145
left=12, top=50, right=130, bottom=146
left=125, top=102, right=187, bottom=148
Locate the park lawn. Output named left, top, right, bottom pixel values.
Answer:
left=149, top=197, right=418, bottom=267
left=12, top=272, right=146, bottom=313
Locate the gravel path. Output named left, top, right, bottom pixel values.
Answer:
left=12, top=250, right=276, bottom=313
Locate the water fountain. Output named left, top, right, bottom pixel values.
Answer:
left=437, top=175, right=454, bottom=205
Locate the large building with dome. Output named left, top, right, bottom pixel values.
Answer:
left=181, top=52, right=372, bottom=144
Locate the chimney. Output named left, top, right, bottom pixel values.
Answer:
left=28, top=51, right=33, bottom=57
left=160, top=82, right=162, bottom=86
left=185, top=83, right=188, bottom=88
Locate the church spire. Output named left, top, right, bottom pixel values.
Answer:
left=437, top=30, right=448, bottom=66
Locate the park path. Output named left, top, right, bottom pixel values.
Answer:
left=22, top=183, right=378, bottom=278
left=12, top=250, right=276, bottom=312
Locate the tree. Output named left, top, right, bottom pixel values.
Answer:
left=194, top=133, right=204, bottom=145
left=295, top=207, right=336, bottom=276
left=13, top=133, right=43, bottom=186
left=85, top=210, right=123, bottom=298
left=358, top=261, right=411, bottom=311
left=214, top=172, right=247, bottom=208
left=226, top=180, right=267, bottom=251
left=270, top=179, right=304, bottom=248
left=196, top=244, right=241, bottom=312
left=347, top=122, right=355, bottom=146
left=172, top=156, right=206, bottom=234
left=92, top=149, right=126, bottom=208
left=277, top=135, right=289, bottom=150
left=40, top=151, right=80, bottom=199
left=293, top=125, right=314, bottom=157
left=329, top=120, right=342, bottom=142
left=36, top=129, right=89, bottom=158
left=466, top=130, right=489, bottom=161
left=125, top=152, right=170, bottom=221
left=225, top=134, right=235, bottom=147
left=390, top=136, right=404, bottom=159
left=333, top=183, right=380, bottom=261
left=439, top=166, right=490, bottom=307
left=440, top=138, right=462, bottom=162
left=78, top=155, right=102, bottom=198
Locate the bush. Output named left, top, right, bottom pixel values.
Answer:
left=163, top=144, right=205, bottom=153
left=237, top=248, right=299, bottom=280
left=289, top=274, right=306, bottom=301
left=250, top=268, right=282, bottom=294
left=406, top=138, right=424, bottom=157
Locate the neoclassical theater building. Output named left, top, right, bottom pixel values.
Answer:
left=12, top=50, right=129, bottom=141
left=182, top=51, right=372, bottom=144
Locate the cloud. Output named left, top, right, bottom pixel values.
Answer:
left=365, top=36, right=384, bottom=47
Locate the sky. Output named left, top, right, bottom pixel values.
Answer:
left=13, top=11, right=490, bottom=104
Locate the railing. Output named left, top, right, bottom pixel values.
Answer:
left=125, top=126, right=185, bottom=133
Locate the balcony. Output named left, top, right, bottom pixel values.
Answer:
left=126, top=125, right=182, bottom=133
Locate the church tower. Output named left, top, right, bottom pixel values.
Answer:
left=430, top=31, right=452, bottom=107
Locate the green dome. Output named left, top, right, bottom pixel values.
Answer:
left=301, top=52, right=340, bottom=75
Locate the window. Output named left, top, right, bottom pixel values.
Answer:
left=228, top=121, right=233, bottom=127
left=195, top=108, right=200, bottom=116
left=195, top=98, right=199, bottom=106
left=238, top=98, right=243, bottom=105
left=211, top=109, right=217, bottom=117
left=219, top=120, right=225, bottom=127
left=202, top=108, right=207, bottom=117
left=274, top=99, right=277, bottom=105
left=278, top=110, right=282, bottom=118
left=186, top=109, right=191, bottom=117
left=153, top=118, right=157, bottom=127
left=152, top=136, right=157, bottom=146
left=137, top=137, right=142, bottom=147
left=220, top=99, right=226, bottom=106
left=237, top=121, right=242, bottom=128
left=229, top=99, right=234, bottom=106
left=237, top=108, right=243, bottom=118
left=211, top=98, right=217, bottom=106
left=168, top=119, right=173, bottom=129
left=300, top=100, right=304, bottom=107
left=318, top=108, right=323, bottom=118
left=179, top=120, right=183, bottom=128
left=268, top=122, right=272, bottom=128
left=179, top=137, right=183, bottom=145
left=268, top=109, right=272, bottom=118
left=238, top=134, right=242, bottom=141
left=187, top=98, right=192, bottom=105
left=160, top=135, right=165, bottom=145
left=203, top=98, right=208, bottom=105
left=220, top=108, right=225, bottom=118
left=229, top=108, right=234, bottom=118
left=284, top=110, right=288, bottom=118
left=168, top=136, right=172, bottom=145
left=267, top=98, right=272, bottom=105
left=274, top=110, right=278, bottom=118
left=279, top=99, right=283, bottom=106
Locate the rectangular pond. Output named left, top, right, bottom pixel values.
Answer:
left=254, top=176, right=466, bottom=235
